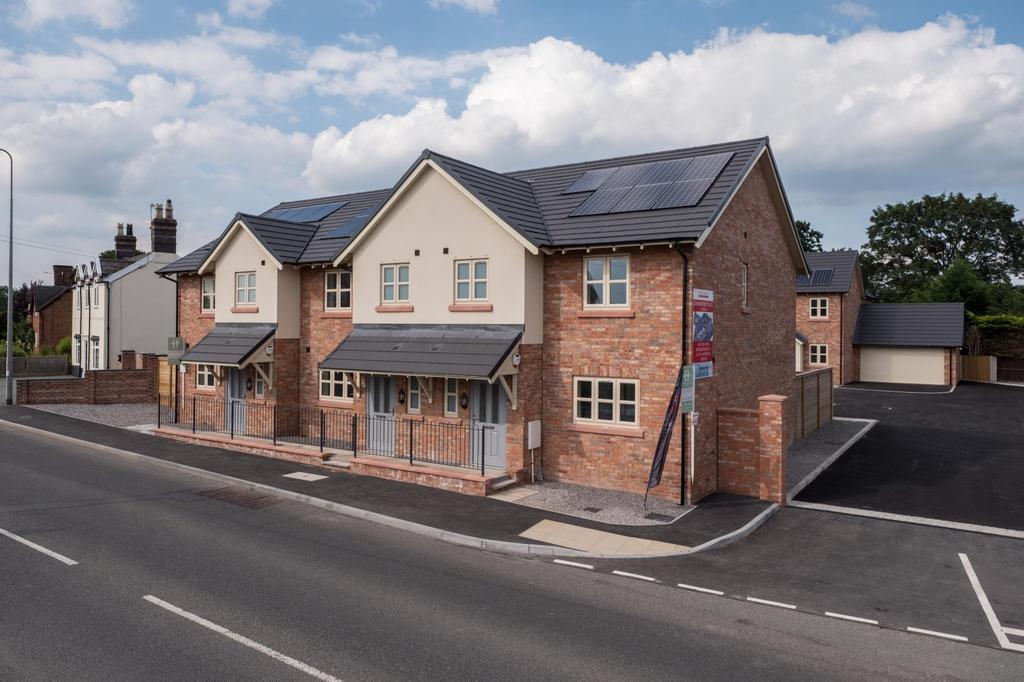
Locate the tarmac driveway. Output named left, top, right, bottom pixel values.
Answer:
left=795, top=382, right=1024, bottom=531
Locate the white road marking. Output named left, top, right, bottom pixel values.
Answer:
left=677, top=583, right=724, bottom=596
left=746, top=597, right=796, bottom=610
left=1003, top=627, right=1024, bottom=638
left=906, top=627, right=968, bottom=642
left=0, top=527, right=78, bottom=566
left=787, top=501, right=1024, bottom=540
left=959, top=553, right=1024, bottom=652
left=553, top=559, right=594, bottom=570
left=143, top=595, right=342, bottom=681
left=283, top=472, right=328, bottom=482
left=611, top=570, right=657, bottom=582
left=825, top=611, right=878, bottom=625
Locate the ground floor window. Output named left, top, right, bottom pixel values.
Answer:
left=196, top=364, right=216, bottom=388
left=810, top=344, right=828, bottom=365
left=407, top=377, right=421, bottom=413
left=320, top=370, right=354, bottom=401
left=74, top=337, right=81, bottom=364
left=91, top=338, right=101, bottom=369
left=254, top=374, right=266, bottom=398
left=573, top=377, right=638, bottom=426
left=444, top=377, right=458, bottom=416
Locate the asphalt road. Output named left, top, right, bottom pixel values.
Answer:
left=1, top=425, right=1021, bottom=680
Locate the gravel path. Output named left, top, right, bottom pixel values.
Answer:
left=29, top=403, right=159, bottom=430
left=508, top=480, right=689, bottom=526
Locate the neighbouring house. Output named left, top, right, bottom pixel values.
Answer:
left=70, top=202, right=179, bottom=372
left=29, top=265, right=75, bottom=352
left=158, top=137, right=808, bottom=502
left=795, top=250, right=865, bottom=384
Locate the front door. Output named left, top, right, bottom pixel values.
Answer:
left=471, top=380, right=507, bottom=469
left=367, top=375, right=395, bottom=454
left=226, top=367, right=246, bottom=434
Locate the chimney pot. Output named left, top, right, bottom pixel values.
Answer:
left=155, top=203, right=164, bottom=220
left=165, top=199, right=173, bottom=220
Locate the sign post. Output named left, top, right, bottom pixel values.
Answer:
left=167, top=336, right=184, bottom=366
left=681, top=364, right=695, bottom=413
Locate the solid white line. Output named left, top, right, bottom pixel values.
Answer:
left=0, top=527, right=78, bottom=566
left=825, top=611, right=878, bottom=625
left=906, top=626, right=968, bottom=642
left=787, top=501, right=1024, bottom=540
left=689, top=503, right=779, bottom=553
left=1003, top=627, right=1024, bottom=638
left=612, top=570, right=657, bottom=582
left=746, top=597, right=796, bottom=610
left=959, top=553, right=1024, bottom=652
left=553, top=559, right=594, bottom=570
left=787, top=419, right=877, bottom=501
left=677, top=583, right=724, bottom=596
left=143, top=595, right=341, bottom=681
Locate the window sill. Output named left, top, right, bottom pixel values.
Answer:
left=567, top=422, right=645, bottom=438
left=198, top=312, right=214, bottom=319
left=320, top=310, right=353, bottom=319
left=402, top=413, right=425, bottom=421
left=319, top=398, right=354, bottom=408
left=195, top=387, right=217, bottom=395
left=808, top=317, right=830, bottom=321
left=231, top=306, right=259, bottom=313
left=375, top=304, right=414, bottom=313
left=577, top=309, right=635, bottom=319
left=448, top=303, right=493, bottom=312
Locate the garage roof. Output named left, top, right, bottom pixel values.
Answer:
left=853, top=303, right=965, bottom=347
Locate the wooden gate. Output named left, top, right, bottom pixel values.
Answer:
left=158, top=357, right=178, bottom=406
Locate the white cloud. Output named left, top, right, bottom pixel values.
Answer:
left=428, top=0, right=498, bottom=15
left=227, top=0, right=274, bottom=19
left=833, top=1, right=876, bottom=21
left=17, top=0, right=132, bottom=29
left=0, top=49, right=119, bottom=99
left=340, top=31, right=379, bottom=47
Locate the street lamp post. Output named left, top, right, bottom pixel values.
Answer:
left=1, top=149, right=11, bottom=405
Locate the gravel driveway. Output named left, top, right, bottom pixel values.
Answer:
left=29, top=403, right=158, bottom=430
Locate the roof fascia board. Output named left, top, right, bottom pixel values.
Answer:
left=198, top=219, right=283, bottom=275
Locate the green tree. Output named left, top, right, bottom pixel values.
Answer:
left=912, top=260, right=991, bottom=314
left=795, top=219, right=823, bottom=252
left=860, top=193, right=1024, bottom=301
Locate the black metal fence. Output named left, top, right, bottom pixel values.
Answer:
left=158, top=395, right=495, bottom=473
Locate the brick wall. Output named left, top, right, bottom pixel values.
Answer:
left=33, top=290, right=73, bottom=351
left=795, top=272, right=864, bottom=385
left=18, top=367, right=157, bottom=404
left=299, top=268, right=353, bottom=410
left=179, top=274, right=218, bottom=405
left=844, top=271, right=864, bottom=383
left=716, top=408, right=759, bottom=497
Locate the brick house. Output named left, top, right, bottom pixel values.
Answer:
left=158, top=137, right=808, bottom=502
left=29, top=265, right=75, bottom=352
left=795, top=250, right=865, bottom=384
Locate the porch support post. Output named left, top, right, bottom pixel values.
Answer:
left=253, top=362, right=273, bottom=391
left=497, top=374, right=517, bottom=410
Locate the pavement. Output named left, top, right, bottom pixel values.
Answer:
left=795, top=382, right=1024, bottom=531
left=2, top=424, right=1021, bottom=679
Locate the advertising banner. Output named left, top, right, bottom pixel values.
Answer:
left=692, top=289, right=714, bottom=379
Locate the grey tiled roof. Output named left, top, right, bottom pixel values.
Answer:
left=181, top=324, right=277, bottom=366
left=156, top=239, right=218, bottom=275
left=289, top=190, right=392, bottom=265
left=320, top=324, right=522, bottom=379
left=32, top=285, right=70, bottom=311
left=233, top=213, right=319, bottom=264
left=796, top=250, right=860, bottom=293
left=853, top=303, right=965, bottom=347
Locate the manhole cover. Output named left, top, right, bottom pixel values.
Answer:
left=198, top=487, right=281, bottom=510
left=644, top=512, right=674, bottom=522
left=583, top=506, right=603, bottom=513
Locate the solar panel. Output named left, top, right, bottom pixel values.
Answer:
left=570, top=187, right=631, bottom=216
left=563, top=167, right=618, bottom=193
left=676, top=152, right=733, bottom=181
left=610, top=182, right=674, bottom=213
left=636, top=158, right=691, bottom=186
left=811, top=268, right=835, bottom=285
left=602, top=163, right=655, bottom=189
left=325, top=202, right=383, bottom=239
left=263, top=200, right=349, bottom=223
left=652, top=178, right=715, bottom=210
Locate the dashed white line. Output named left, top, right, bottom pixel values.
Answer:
left=552, top=559, right=594, bottom=570
left=746, top=597, right=796, bottom=610
left=825, top=612, right=878, bottom=625
left=959, top=552, right=1024, bottom=652
left=906, top=627, right=968, bottom=642
left=677, top=583, right=724, bottom=596
left=143, top=595, right=341, bottom=682
left=612, top=570, right=657, bottom=582
left=0, top=527, right=78, bottom=566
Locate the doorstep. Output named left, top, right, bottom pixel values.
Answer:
left=350, top=454, right=513, bottom=497
left=153, top=427, right=330, bottom=467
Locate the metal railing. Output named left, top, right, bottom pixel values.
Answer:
left=158, top=394, right=494, bottom=472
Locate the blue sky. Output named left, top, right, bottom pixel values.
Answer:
left=2, top=0, right=1024, bottom=283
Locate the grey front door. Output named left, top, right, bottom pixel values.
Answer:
left=367, top=375, right=395, bottom=454
left=226, top=367, right=246, bottom=434
left=471, top=380, right=507, bottom=469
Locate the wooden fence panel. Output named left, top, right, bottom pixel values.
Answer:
left=961, top=355, right=996, bottom=382
left=997, top=357, right=1024, bottom=383
left=793, top=368, right=833, bottom=440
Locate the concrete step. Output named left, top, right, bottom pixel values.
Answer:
left=488, top=475, right=517, bottom=493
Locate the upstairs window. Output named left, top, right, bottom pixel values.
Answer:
left=574, top=377, right=638, bottom=426
left=809, top=298, right=828, bottom=319
left=583, top=256, right=629, bottom=308
left=201, top=276, right=216, bottom=312
left=381, top=263, right=410, bottom=304
left=235, top=272, right=256, bottom=306
left=325, top=270, right=352, bottom=310
left=741, top=263, right=749, bottom=308
left=455, top=259, right=488, bottom=302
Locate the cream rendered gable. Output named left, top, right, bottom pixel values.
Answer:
left=348, top=163, right=544, bottom=343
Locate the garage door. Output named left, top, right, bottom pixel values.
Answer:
left=860, top=347, right=946, bottom=385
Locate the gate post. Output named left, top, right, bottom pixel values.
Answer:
left=479, top=425, right=486, bottom=477
left=192, top=396, right=196, bottom=434
left=320, top=409, right=325, bottom=453
left=409, top=419, right=414, bottom=466
left=230, top=401, right=235, bottom=439
left=352, top=414, right=358, bottom=456
left=272, top=404, right=277, bottom=446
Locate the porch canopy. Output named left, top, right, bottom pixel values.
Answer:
left=180, top=323, right=277, bottom=387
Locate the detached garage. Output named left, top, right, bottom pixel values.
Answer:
left=853, top=303, right=965, bottom=386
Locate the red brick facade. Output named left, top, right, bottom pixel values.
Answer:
left=795, top=261, right=864, bottom=385
left=32, top=289, right=73, bottom=352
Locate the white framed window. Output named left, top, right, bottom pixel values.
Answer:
left=574, top=377, right=638, bottom=426
left=254, top=375, right=266, bottom=398
left=444, top=377, right=458, bottom=416
left=325, top=270, right=352, bottom=310
left=407, top=377, right=421, bottom=414
left=235, top=271, right=256, bottom=306
left=583, top=255, right=629, bottom=308
left=74, top=337, right=81, bottom=364
left=91, top=338, right=100, bottom=368
left=809, top=297, right=828, bottom=319
left=741, top=263, right=749, bottom=308
left=201, top=276, right=216, bottom=312
left=196, top=364, right=216, bottom=388
left=810, top=344, right=828, bottom=365
left=84, top=286, right=91, bottom=309
left=381, top=263, right=410, bottom=303
left=92, top=285, right=101, bottom=309
left=319, top=370, right=354, bottom=401
left=454, top=259, right=488, bottom=302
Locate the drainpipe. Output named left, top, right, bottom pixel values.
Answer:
left=86, top=280, right=92, bottom=373
left=839, top=294, right=844, bottom=385
left=673, top=242, right=690, bottom=506
left=105, top=281, right=110, bottom=370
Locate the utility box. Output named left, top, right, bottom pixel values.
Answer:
left=527, top=420, right=542, bottom=449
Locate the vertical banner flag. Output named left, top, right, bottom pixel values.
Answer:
left=647, top=364, right=687, bottom=490
left=692, top=289, right=714, bottom=379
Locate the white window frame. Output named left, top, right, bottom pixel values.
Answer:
left=196, top=364, right=216, bottom=389
left=254, top=374, right=266, bottom=398
left=454, top=259, right=488, bottom=302
left=235, top=271, right=256, bottom=306
left=84, top=286, right=91, bottom=309
left=809, top=297, right=829, bottom=319
left=444, top=377, right=458, bottom=417
left=380, top=263, right=410, bottom=304
left=92, top=285, right=101, bottom=309
left=583, top=255, right=630, bottom=309
left=573, top=377, right=639, bottom=426
left=201, top=276, right=216, bottom=312
left=319, top=370, right=354, bottom=402
left=91, top=338, right=101, bottom=368
left=809, top=344, right=828, bottom=366
left=407, top=377, right=421, bottom=414
left=74, top=337, right=81, bottom=364
left=741, top=263, right=749, bottom=308
left=324, top=269, right=352, bottom=311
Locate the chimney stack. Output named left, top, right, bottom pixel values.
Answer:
left=53, top=265, right=74, bottom=286
left=151, top=198, right=177, bottom=254
left=114, top=222, right=138, bottom=260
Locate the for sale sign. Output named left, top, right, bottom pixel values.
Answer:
left=692, top=289, right=714, bottom=379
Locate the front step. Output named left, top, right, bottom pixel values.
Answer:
left=488, top=475, right=517, bottom=493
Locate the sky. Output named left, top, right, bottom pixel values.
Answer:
left=1, top=0, right=1023, bottom=285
